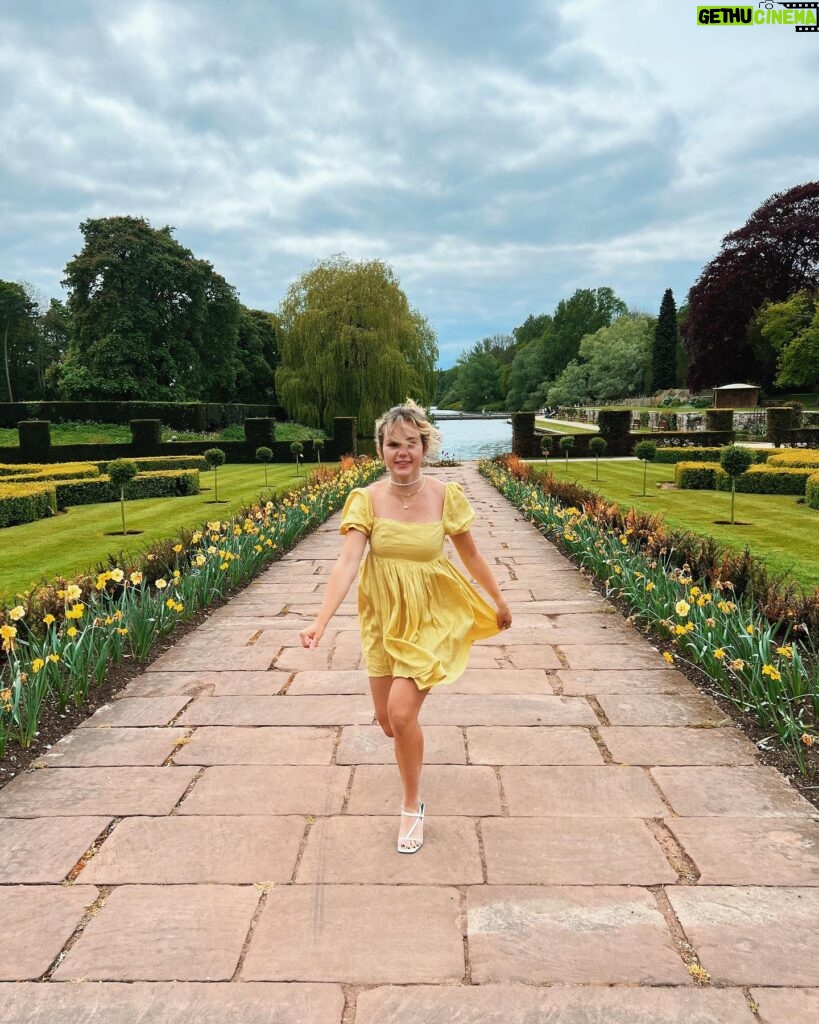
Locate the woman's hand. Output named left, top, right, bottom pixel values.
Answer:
left=496, top=601, right=512, bottom=631
left=299, top=620, right=325, bottom=650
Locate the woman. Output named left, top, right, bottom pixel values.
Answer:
left=299, top=401, right=512, bottom=853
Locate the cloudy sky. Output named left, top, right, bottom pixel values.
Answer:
left=2, top=1, right=817, bottom=367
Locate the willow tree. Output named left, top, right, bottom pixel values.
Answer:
left=275, top=255, right=437, bottom=432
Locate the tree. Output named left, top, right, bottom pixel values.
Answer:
left=233, top=308, right=279, bottom=403
left=58, top=216, right=241, bottom=401
left=756, top=290, right=819, bottom=389
left=255, top=446, right=273, bottom=486
left=543, top=287, right=628, bottom=382
left=204, top=448, right=226, bottom=502
left=634, top=440, right=657, bottom=496
left=683, top=181, right=819, bottom=391
left=290, top=441, right=304, bottom=477
left=107, top=459, right=138, bottom=535
left=0, top=281, right=38, bottom=402
left=651, top=289, right=679, bottom=392
left=579, top=315, right=653, bottom=401
left=558, top=434, right=574, bottom=470
left=719, top=445, right=754, bottom=525
left=275, top=255, right=437, bottom=432
left=547, top=360, right=590, bottom=407
left=588, top=435, right=607, bottom=481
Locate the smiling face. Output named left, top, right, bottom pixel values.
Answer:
left=379, top=417, right=426, bottom=481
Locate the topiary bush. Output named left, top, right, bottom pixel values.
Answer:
left=255, top=445, right=273, bottom=486
left=717, top=464, right=816, bottom=495
left=17, top=420, right=51, bottom=460
left=719, top=445, right=755, bottom=524
left=806, top=472, right=819, bottom=510
left=705, top=408, right=734, bottom=432
left=129, top=419, right=162, bottom=451
left=244, top=417, right=275, bottom=449
left=588, top=435, right=607, bottom=481
left=107, top=458, right=139, bottom=535
left=0, top=481, right=57, bottom=528
left=675, top=462, right=724, bottom=490
left=767, top=449, right=819, bottom=469
left=634, top=439, right=657, bottom=496
left=766, top=407, right=798, bottom=447
left=558, top=434, right=574, bottom=470
left=596, top=409, right=631, bottom=443
left=290, top=441, right=304, bottom=477
left=204, top=447, right=226, bottom=502
left=511, top=412, right=539, bottom=457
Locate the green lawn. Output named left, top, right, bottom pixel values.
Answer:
left=535, top=457, right=819, bottom=592
left=0, top=420, right=325, bottom=448
left=535, top=418, right=598, bottom=434
left=0, top=462, right=329, bottom=601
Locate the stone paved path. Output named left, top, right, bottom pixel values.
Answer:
left=1, top=465, right=818, bottom=1023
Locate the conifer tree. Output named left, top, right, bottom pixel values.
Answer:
left=651, top=289, right=679, bottom=392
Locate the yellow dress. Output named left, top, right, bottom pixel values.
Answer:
left=340, top=482, right=501, bottom=690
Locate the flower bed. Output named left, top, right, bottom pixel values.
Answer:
left=0, top=456, right=380, bottom=758
left=480, top=456, right=818, bottom=774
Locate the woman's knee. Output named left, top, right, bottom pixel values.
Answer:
left=377, top=713, right=394, bottom=737
left=387, top=701, right=419, bottom=736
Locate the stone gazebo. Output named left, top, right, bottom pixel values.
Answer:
left=713, top=383, right=760, bottom=409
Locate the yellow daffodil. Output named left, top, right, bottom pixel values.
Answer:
left=713, top=648, right=726, bottom=660
left=730, top=658, right=745, bottom=671
left=662, top=651, right=674, bottom=664
left=47, top=653, right=60, bottom=663
left=109, top=568, right=124, bottom=583
left=675, top=600, right=691, bottom=617
left=66, top=584, right=82, bottom=602
left=66, top=626, right=78, bottom=638
left=117, top=627, right=128, bottom=636
left=31, top=658, right=45, bottom=673
left=173, top=544, right=183, bottom=553
left=761, top=664, right=781, bottom=682
left=645, top=581, right=656, bottom=592
left=43, top=614, right=56, bottom=626
left=746, top=624, right=755, bottom=635
left=775, top=646, right=793, bottom=659
left=9, top=605, right=25, bottom=621
left=130, top=571, right=143, bottom=585
left=155, top=579, right=168, bottom=589
left=690, top=586, right=701, bottom=597
left=802, top=733, right=815, bottom=747
left=166, top=598, right=176, bottom=609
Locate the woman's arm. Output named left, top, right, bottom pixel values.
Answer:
left=450, top=530, right=513, bottom=629
left=299, top=528, right=369, bottom=649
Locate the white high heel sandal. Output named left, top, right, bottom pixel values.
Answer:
left=397, top=802, right=425, bottom=854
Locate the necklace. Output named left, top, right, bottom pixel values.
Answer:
left=389, top=474, right=426, bottom=509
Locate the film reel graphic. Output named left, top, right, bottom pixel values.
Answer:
left=764, top=1, right=819, bottom=31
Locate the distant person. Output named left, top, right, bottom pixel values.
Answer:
left=299, top=399, right=512, bottom=853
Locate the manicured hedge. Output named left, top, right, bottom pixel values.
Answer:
left=807, top=472, right=819, bottom=510
left=18, top=420, right=51, bottom=460
left=0, top=461, right=100, bottom=478
left=675, top=462, right=724, bottom=489
left=512, top=413, right=540, bottom=458
left=244, top=417, right=275, bottom=448
left=130, top=419, right=162, bottom=450
left=597, top=409, right=631, bottom=441
left=654, top=430, right=734, bottom=447
left=655, top=446, right=768, bottom=465
left=98, top=455, right=207, bottom=472
left=4, top=465, right=101, bottom=483
left=768, top=449, right=819, bottom=469
left=766, top=407, right=799, bottom=446
left=0, top=401, right=274, bottom=430
left=783, top=428, right=819, bottom=447
left=718, top=465, right=816, bottom=495
left=705, top=409, right=734, bottom=432
left=54, top=469, right=200, bottom=509
left=0, top=482, right=57, bottom=527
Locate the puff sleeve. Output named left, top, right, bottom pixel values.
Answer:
left=339, top=488, right=373, bottom=537
left=443, top=482, right=475, bottom=536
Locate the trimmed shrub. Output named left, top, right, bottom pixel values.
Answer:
left=768, top=449, right=819, bottom=469
left=53, top=469, right=200, bottom=509
left=244, top=417, right=275, bottom=449
left=1, top=463, right=100, bottom=483
left=0, top=482, right=57, bottom=528
left=597, top=409, right=631, bottom=442
left=17, top=420, right=51, bottom=460
left=333, top=416, right=357, bottom=458
left=654, top=430, right=734, bottom=448
left=511, top=412, right=539, bottom=457
left=766, top=407, right=798, bottom=446
left=719, top=464, right=816, bottom=495
left=675, top=462, right=724, bottom=490
left=130, top=419, right=162, bottom=451
left=99, top=455, right=207, bottom=472
left=807, top=472, right=819, bottom=510
left=705, top=409, right=734, bottom=432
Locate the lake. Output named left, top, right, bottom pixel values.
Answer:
left=431, top=410, right=512, bottom=461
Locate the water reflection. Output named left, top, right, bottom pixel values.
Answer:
left=432, top=411, right=512, bottom=461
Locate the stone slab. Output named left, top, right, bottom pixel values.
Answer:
left=55, top=885, right=259, bottom=981
left=557, top=669, right=692, bottom=694
left=558, top=645, right=669, bottom=670
left=0, top=982, right=346, bottom=1024
left=421, top=693, right=597, bottom=726
left=482, top=817, right=677, bottom=885
left=0, top=767, right=198, bottom=817
left=467, top=885, right=690, bottom=984
left=34, top=727, right=189, bottom=767
left=336, top=725, right=466, bottom=764
left=652, top=766, right=815, bottom=817
left=287, top=670, right=370, bottom=695
left=346, top=764, right=501, bottom=815
left=355, top=985, right=755, bottom=1024
left=0, top=886, right=97, bottom=979
left=177, top=695, right=374, bottom=726
left=149, top=647, right=281, bottom=672
left=296, top=816, right=483, bottom=884
left=83, top=815, right=306, bottom=883
left=0, top=816, right=110, bottom=883
left=79, top=697, right=192, bottom=728
left=666, top=817, right=819, bottom=885
left=121, top=671, right=218, bottom=697
left=272, top=647, right=335, bottom=671
left=751, top=988, right=819, bottom=1024
left=466, top=726, right=603, bottom=765
left=499, top=645, right=563, bottom=670
left=601, top=727, right=756, bottom=766
left=667, top=887, right=819, bottom=985
left=596, top=694, right=727, bottom=727
left=445, top=669, right=555, bottom=695
left=179, top=765, right=350, bottom=815
left=241, top=885, right=463, bottom=983
left=501, top=766, right=668, bottom=817
left=210, top=671, right=293, bottom=695
left=172, top=726, right=337, bottom=765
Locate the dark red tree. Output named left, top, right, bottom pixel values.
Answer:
left=682, top=181, right=819, bottom=391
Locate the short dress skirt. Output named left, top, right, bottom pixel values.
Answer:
left=339, top=482, right=501, bottom=690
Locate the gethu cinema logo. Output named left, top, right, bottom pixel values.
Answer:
left=697, top=2, right=819, bottom=29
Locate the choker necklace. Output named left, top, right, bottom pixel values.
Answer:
left=389, top=474, right=425, bottom=509
left=389, top=475, right=423, bottom=487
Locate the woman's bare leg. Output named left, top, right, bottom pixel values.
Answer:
left=388, top=677, right=428, bottom=847
left=369, top=675, right=394, bottom=737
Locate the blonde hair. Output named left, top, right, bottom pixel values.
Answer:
left=375, top=399, right=442, bottom=461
